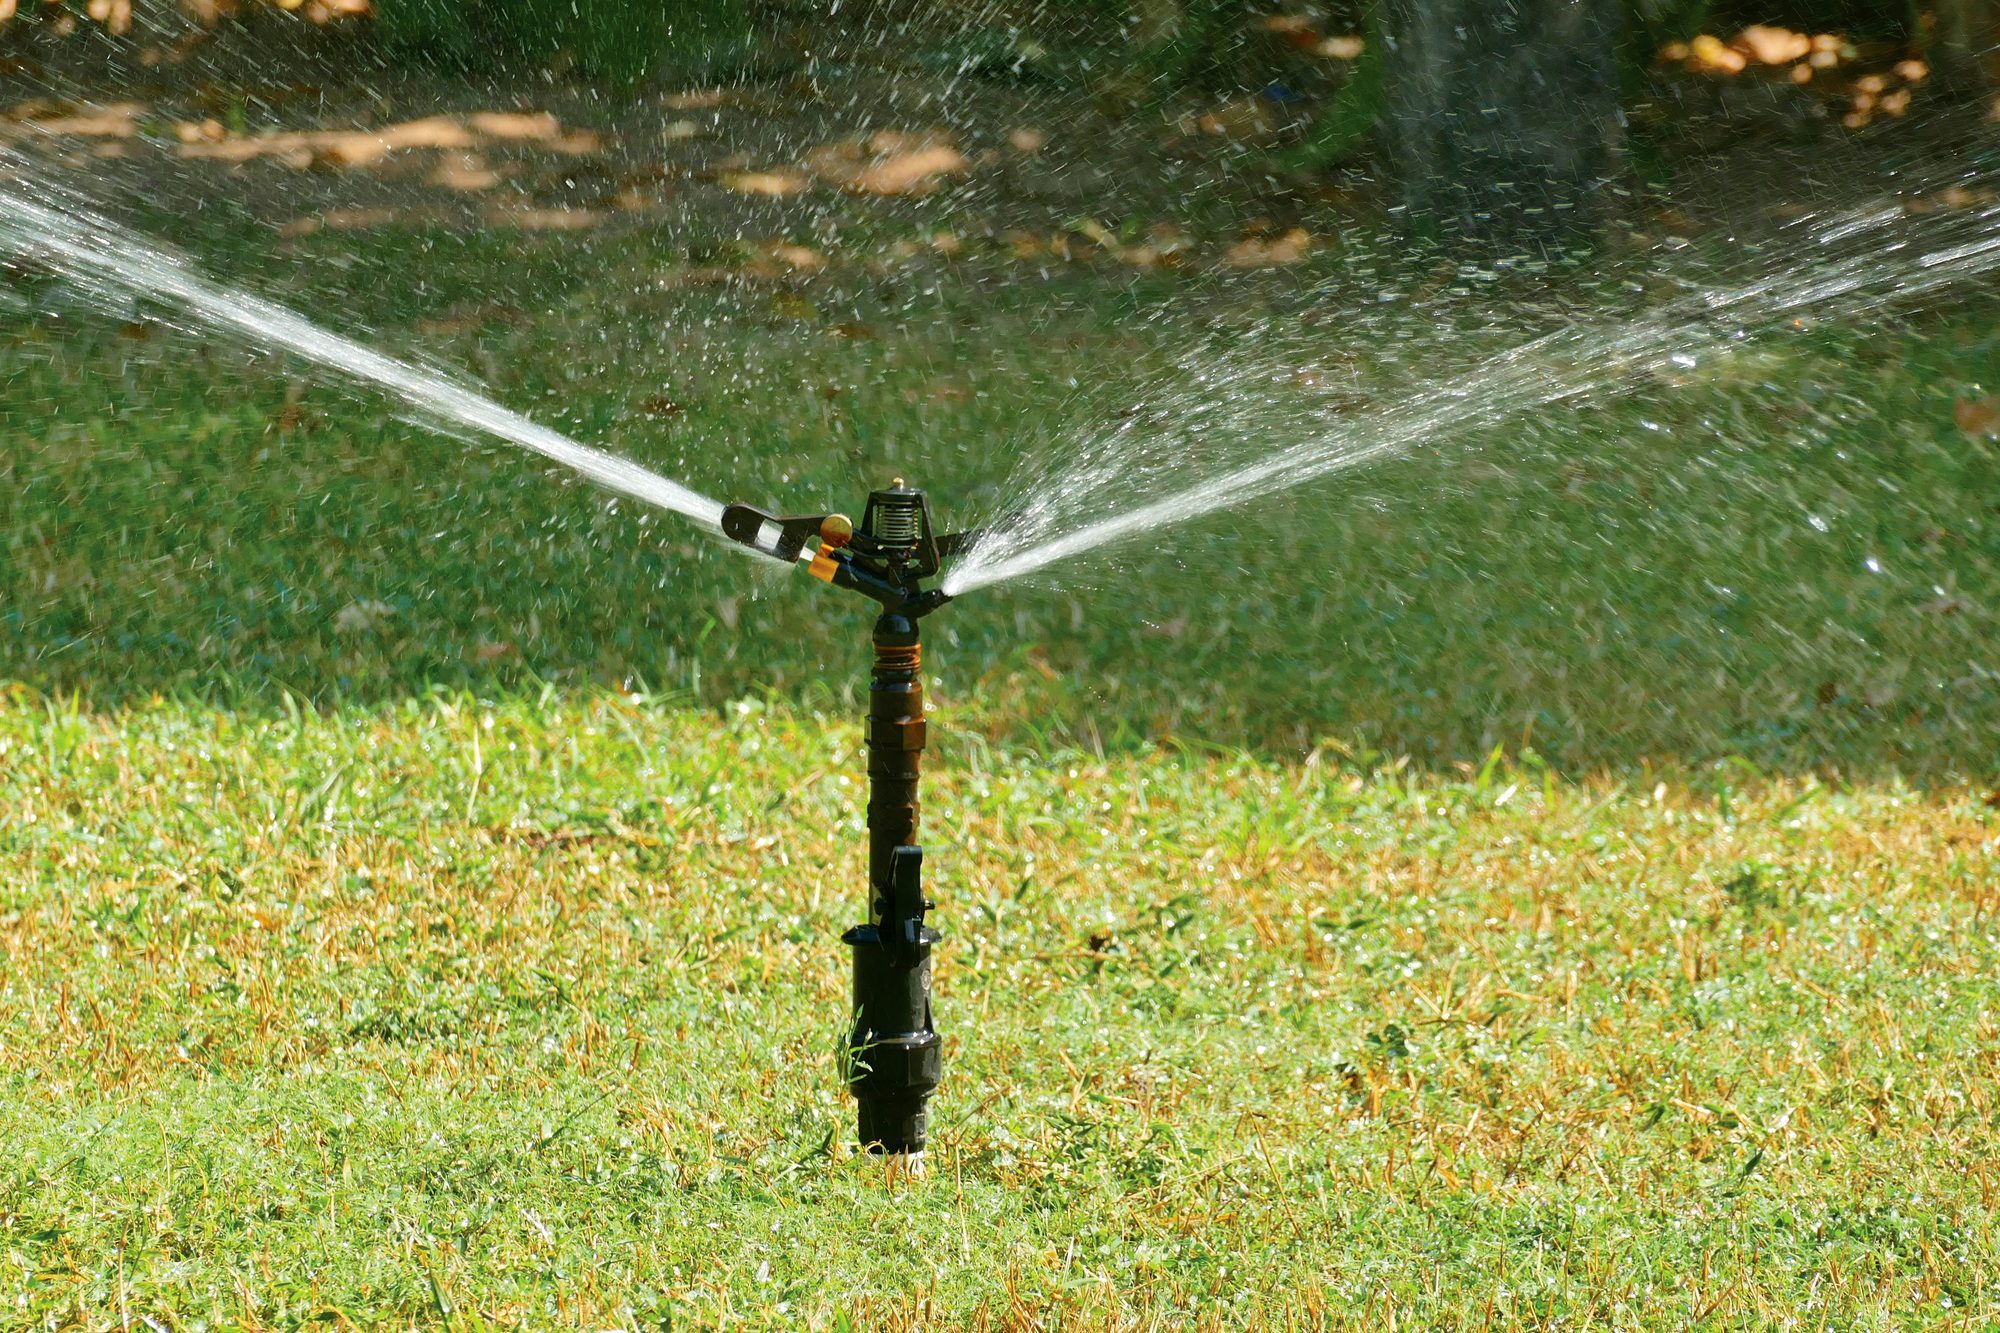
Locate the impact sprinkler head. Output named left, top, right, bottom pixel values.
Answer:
left=720, top=481, right=980, bottom=1170
left=720, top=479, right=974, bottom=620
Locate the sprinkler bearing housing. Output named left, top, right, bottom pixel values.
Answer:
left=721, top=482, right=973, bottom=1162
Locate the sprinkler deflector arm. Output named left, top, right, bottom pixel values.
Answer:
left=718, top=500, right=967, bottom=620
left=720, top=484, right=970, bottom=1157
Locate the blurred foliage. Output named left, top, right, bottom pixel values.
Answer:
left=0, top=0, right=367, bottom=34
left=1630, top=0, right=1716, bottom=63
left=0, top=0, right=754, bottom=84
left=0, top=0, right=1966, bottom=89
left=373, top=0, right=755, bottom=84
left=1277, top=6, right=1382, bottom=168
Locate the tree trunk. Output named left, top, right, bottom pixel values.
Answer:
left=1929, top=0, right=2000, bottom=98
left=1378, top=0, right=1623, bottom=246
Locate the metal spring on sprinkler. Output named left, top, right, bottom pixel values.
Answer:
left=870, top=497, right=924, bottom=547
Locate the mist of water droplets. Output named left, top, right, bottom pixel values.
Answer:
left=945, top=194, right=2000, bottom=595
left=0, top=170, right=728, bottom=532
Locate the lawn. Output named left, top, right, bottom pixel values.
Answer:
left=6, top=211, right=1999, bottom=770
left=2, top=694, right=1996, bottom=1326
left=3, top=184, right=2000, bottom=1326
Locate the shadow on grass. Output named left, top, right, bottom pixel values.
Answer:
left=3, top=223, right=1997, bottom=782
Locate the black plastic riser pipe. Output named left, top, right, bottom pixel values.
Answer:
left=841, top=610, right=942, bottom=1161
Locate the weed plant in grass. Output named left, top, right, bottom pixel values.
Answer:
left=1, top=691, right=1996, bottom=1325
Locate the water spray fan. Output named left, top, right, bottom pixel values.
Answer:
left=721, top=481, right=977, bottom=1172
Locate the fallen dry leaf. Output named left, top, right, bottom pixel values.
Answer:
left=472, top=640, right=516, bottom=663
left=1005, top=231, right=1044, bottom=259
left=721, top=168, right=811, bottom=196
left=1007, top=126, right=1047, bottom=153
left=430, top=152, right=499, bottom=191
left=1955, top=395, right=2000, bottom=439
left=278, top=207, right=406, bottom=237
left=1191, top=99, right=1280, bottom=141
left=1317, top=35, right=1365, bottom=60
left=25, top=102, right=143, bottom=136
left=85, top=0, right=132, bottom=36
left=1065, top=219, right=1188, bottom=270
left=767, top=243, right=826, bottom=271
left=175, top=115, right=470, bottom=167
left=867, top=129, right=934, bottom=155
left=849, top=144, right=967, bottom=196
left=467, top=111, right=559, bottom=141
left=1687, top=34, right=1747, bottom=75
left=1225, top=228, right=1314, bottom=267
left=1733, top=25, right=1810, bottom=65
left=317, top=116, right=473, bottom=165
left=484, top=205, right=601, bottom=231
left=1259, top=14, right=1321, bottom=49
left=173, top=118, right=226, bottom=143
left=665, top=90, right=728, bottom=110
left=170, top=113, right=594, bottom=170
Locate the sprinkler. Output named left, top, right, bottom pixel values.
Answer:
left=721, top=481, right=975, bottom=1173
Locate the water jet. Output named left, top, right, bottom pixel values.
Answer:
left=723, top=481, right=977, bottom=1171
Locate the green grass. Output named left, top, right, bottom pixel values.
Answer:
left=3, top=212, right=2000, bottom=1325
left=1, top=691, right=1996, bottom=1326
left=4, top=217, right=1998, bottom=773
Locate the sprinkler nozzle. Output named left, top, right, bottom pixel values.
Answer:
left=721, top=482, right=973, bottom=620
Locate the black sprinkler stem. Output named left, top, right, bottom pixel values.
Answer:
left=841, top=610, right=942, bottom=1158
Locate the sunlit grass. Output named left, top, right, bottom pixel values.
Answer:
left=1, top=691, right=1996, bottom=1325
